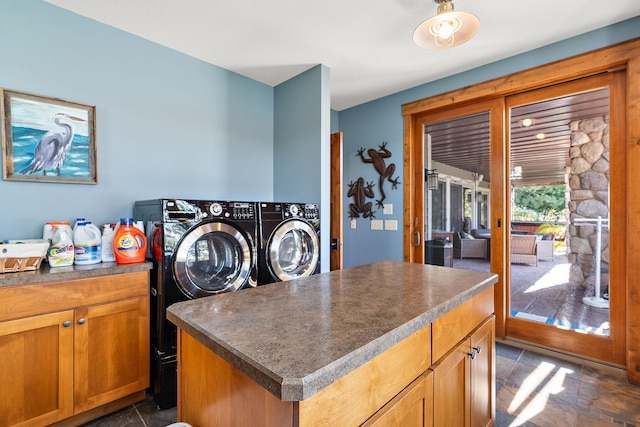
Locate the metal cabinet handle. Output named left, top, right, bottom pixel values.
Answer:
left=62, top=320, right=72, bottom=328
left=473, top=346, right=482, bottom=354
left=77, top=318, right=86, bottom=325
left=468, top=351, right=476, bottom=360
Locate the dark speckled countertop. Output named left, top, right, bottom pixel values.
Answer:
left=167, top=260, right=498, bottom=402
left=0, top=261, right=152, bottom=287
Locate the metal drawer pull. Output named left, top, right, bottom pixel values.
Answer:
left=62, top=320, right=72, bottom=327
left=77, top=318, right=86, bottom=325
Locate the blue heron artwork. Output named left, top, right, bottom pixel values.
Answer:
left=2, top=90, right=96, bottom=184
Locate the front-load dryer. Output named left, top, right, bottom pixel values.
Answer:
left=258, top=202, right=320, bottom=285
left=133, top=198, right=258, bottom=409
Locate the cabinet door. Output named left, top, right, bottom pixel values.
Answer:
left=0, top=310, right=74, bottom=427
left=74, top=297, right=150, bottom=413
left=433, top=338, right=471, bottom=427
left=470, top=317, right=494, bottom=427
left=362, top=371, right=433, bottom=427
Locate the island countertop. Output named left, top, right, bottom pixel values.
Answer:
left=166, top=260, right=498, bottom=402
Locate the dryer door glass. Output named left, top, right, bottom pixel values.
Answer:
left=174, top=222, right=252, bottom=298
left=268, top=219, right=319, bottom=281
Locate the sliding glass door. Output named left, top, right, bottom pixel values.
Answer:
left=505, top=72, right=626, bottom=365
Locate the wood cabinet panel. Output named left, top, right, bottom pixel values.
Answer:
left=470, top=318, right=494, bottom=427
left=433, top=339, right=470, bottom=427
left=298, top=326, right=431, bottom=427
left=0, top=271, right=149, bottom=322
left=433, top=316, right=495, bottom=427
left=177, top=331, right=293, bottom=427
left=432, top=286, right=494, bottom=362
left=74, top=297, right=150, bottom=413
left=0, top=311, right=74, bottom=427
left=362, top=371, right=433, bottom=427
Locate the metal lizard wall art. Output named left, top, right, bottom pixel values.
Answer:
left=347, top=177, right=376, bottom=218
left=357, top=142, right=400, bottom=207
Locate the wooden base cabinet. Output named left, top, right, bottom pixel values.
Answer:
left=433, top=317, right=495, bottom=427
left=0, top=271, right=150, bottom=427
left=177, top=326, right=433, bottom=427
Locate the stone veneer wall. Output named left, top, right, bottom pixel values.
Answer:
left=567, top=116, right=610, bottom=292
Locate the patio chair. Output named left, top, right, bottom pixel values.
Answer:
left=453, top=232, right=487, bottom=259
left=511, top=235, right=538, bottom=265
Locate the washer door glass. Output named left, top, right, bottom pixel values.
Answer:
left=173, top=221, right=252, bottom=298
left=268, top=219, right=319, bottom=281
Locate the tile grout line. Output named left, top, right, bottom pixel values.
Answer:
left=135, top=404, right=149, bottom=427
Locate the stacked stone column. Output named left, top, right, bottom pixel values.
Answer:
left=567, top=116, right=609, bottom=294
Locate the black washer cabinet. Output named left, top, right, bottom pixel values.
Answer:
left=134, top=199, right=258, bottom=409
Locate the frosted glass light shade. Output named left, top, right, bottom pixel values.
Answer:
left=413, top=1, right=479, bottom=49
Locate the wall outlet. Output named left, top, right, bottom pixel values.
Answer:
left=384, top=220, right=398, bottom=231
left=350, top=219, right=356, bottom=229
left=371, top=220, right=383, bottom=230
left=383, top=204, right=393, bottom=215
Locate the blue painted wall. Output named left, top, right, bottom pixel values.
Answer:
left=273, top=65, right=331, bottom=271
left=0, top=0, right=274, bottom=239
left=2, top=1, right=639, bottom=272
left=337, top=16, right=640, bottom=268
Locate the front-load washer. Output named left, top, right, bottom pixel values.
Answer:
left=133, top=198, right=258, bottom=408
left=258, top=202, right=320, bottom=285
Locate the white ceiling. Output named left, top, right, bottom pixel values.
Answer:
left=44, top=0, right=640, bottom=111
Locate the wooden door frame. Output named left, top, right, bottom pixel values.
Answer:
left=330, top=132, right=343, bottom=270
left=402, top=37, right=640, bottom=381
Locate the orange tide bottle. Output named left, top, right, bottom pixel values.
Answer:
left=113, top=217, right=147, bottom=264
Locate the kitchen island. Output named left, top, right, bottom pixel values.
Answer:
left=167, top=260, right=498, bottom=426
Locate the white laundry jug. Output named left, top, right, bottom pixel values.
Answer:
left=101, top=223, right=116, bottom=262
left=48, top=225, right=74, bottom=267
left=74, top=222, right=102, bottom=264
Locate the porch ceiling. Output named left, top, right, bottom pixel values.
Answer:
left=426, top=88, right=610, bottom=186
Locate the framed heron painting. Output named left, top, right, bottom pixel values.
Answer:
left=1, top=89, right=97, bottom=184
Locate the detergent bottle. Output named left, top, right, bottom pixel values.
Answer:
left=48, top=225, right=74, bottom=267
left=43, top=221, right=72, bottom=260
left=73, top=221, right=102, bottom=264
left=101, top=223, right=116, bottom=262
left=114, top=218, right=147, bottom=264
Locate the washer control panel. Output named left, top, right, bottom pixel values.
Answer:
left=283, top=203, right=319, bottom=220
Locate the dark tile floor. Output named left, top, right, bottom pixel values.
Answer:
left=495, top=341, right=640, bottom=426
left=87, top=342, right=640, bottom=426
left=79, top=398, right=177, bottom=426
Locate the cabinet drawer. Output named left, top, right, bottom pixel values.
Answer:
left=298, top=325, right=431, bottom=427
left=431, top=287, right=493, bottom=362
left=0, top=271, right=149, bottom=321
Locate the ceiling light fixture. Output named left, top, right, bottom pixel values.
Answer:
left=413, top=0, right=480, bottom=49
left=519, top=118, right=536, bottom=128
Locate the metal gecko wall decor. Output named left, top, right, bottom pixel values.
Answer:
left=347, top=177, right=376, bottom=218
left=357, top=142, right=400, bottom=207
